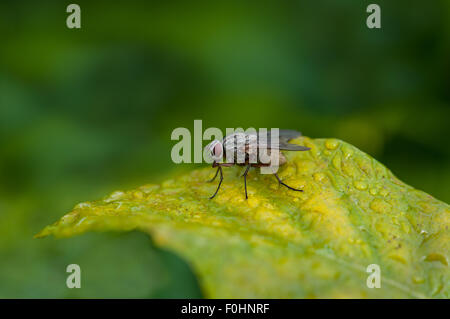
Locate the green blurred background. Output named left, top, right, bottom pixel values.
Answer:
left=0, top=0, right=449, bottom=297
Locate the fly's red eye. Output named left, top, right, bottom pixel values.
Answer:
left=213, top=143, right=222, bottom=158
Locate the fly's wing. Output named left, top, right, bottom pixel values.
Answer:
left=278, top=129, right=310, bottom=151
left=257, top=129, right=310, bottom=151
left=278, top=129, right=302, bottom=142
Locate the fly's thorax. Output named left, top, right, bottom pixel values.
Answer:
left=220, top=131, right=287, bottom=165
left=223, top=132, right=257, bottom=164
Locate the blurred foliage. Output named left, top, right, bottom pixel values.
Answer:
left=37, top=137, right=449, bottom=298
left=0, top=0, right=449, bottom=297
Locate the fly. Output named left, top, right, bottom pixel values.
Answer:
left=205, top=129, right=310, bottom=199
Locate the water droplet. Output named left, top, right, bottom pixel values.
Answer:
left=370, top=198, right=392, bottom=214
left=424, top=253, right=448, bottom=266
left=105, top=191, right=125, bottom=202
left=341, top=145, right=354, bottom=159
left=75, top=202, right=91, bottom=209
left=313, top=172, right=326, bottom=182
left=132, top=190, right=144, bottom=199
left=139, top=184, right=159, bottom=193
left=412, top=276, right=425, bottom=284
left=325, top=139, right=339, bottom=150
left=353, top=180, right=368, bottom=191
left=332, top=154, right=341, bottom=170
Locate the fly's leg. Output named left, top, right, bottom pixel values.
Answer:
left=207, top=166, right=220, bottom=182
left=209, top=166, right=224, bottom=199
left=242, top=164, right=251, bottom=199
left=274, top=173, right=303, bottom=192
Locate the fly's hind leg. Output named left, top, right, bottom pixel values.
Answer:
left=274, top=173, right=303, bottom=192
left=242, top=164, right=251, bottom=199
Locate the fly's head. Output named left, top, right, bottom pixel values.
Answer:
left=205, top=139, right=224, bottom=163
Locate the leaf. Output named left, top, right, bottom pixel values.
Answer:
left=36, top=137, right=449, bottom=298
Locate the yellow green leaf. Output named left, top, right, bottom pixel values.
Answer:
left=36, top=137, right=449, bottom=298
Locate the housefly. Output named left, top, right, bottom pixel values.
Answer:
left=205, top=129, right=310, bottom=199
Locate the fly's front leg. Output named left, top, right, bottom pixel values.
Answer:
left=242, top=164, right=251, bottom=199
left=207, top=163, right=220, bottom=182
left=209, top=166, right=223, bottom=199
left=274, top=173, right=303, bottom=192
left=208, top=162, right=234, bottom=199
